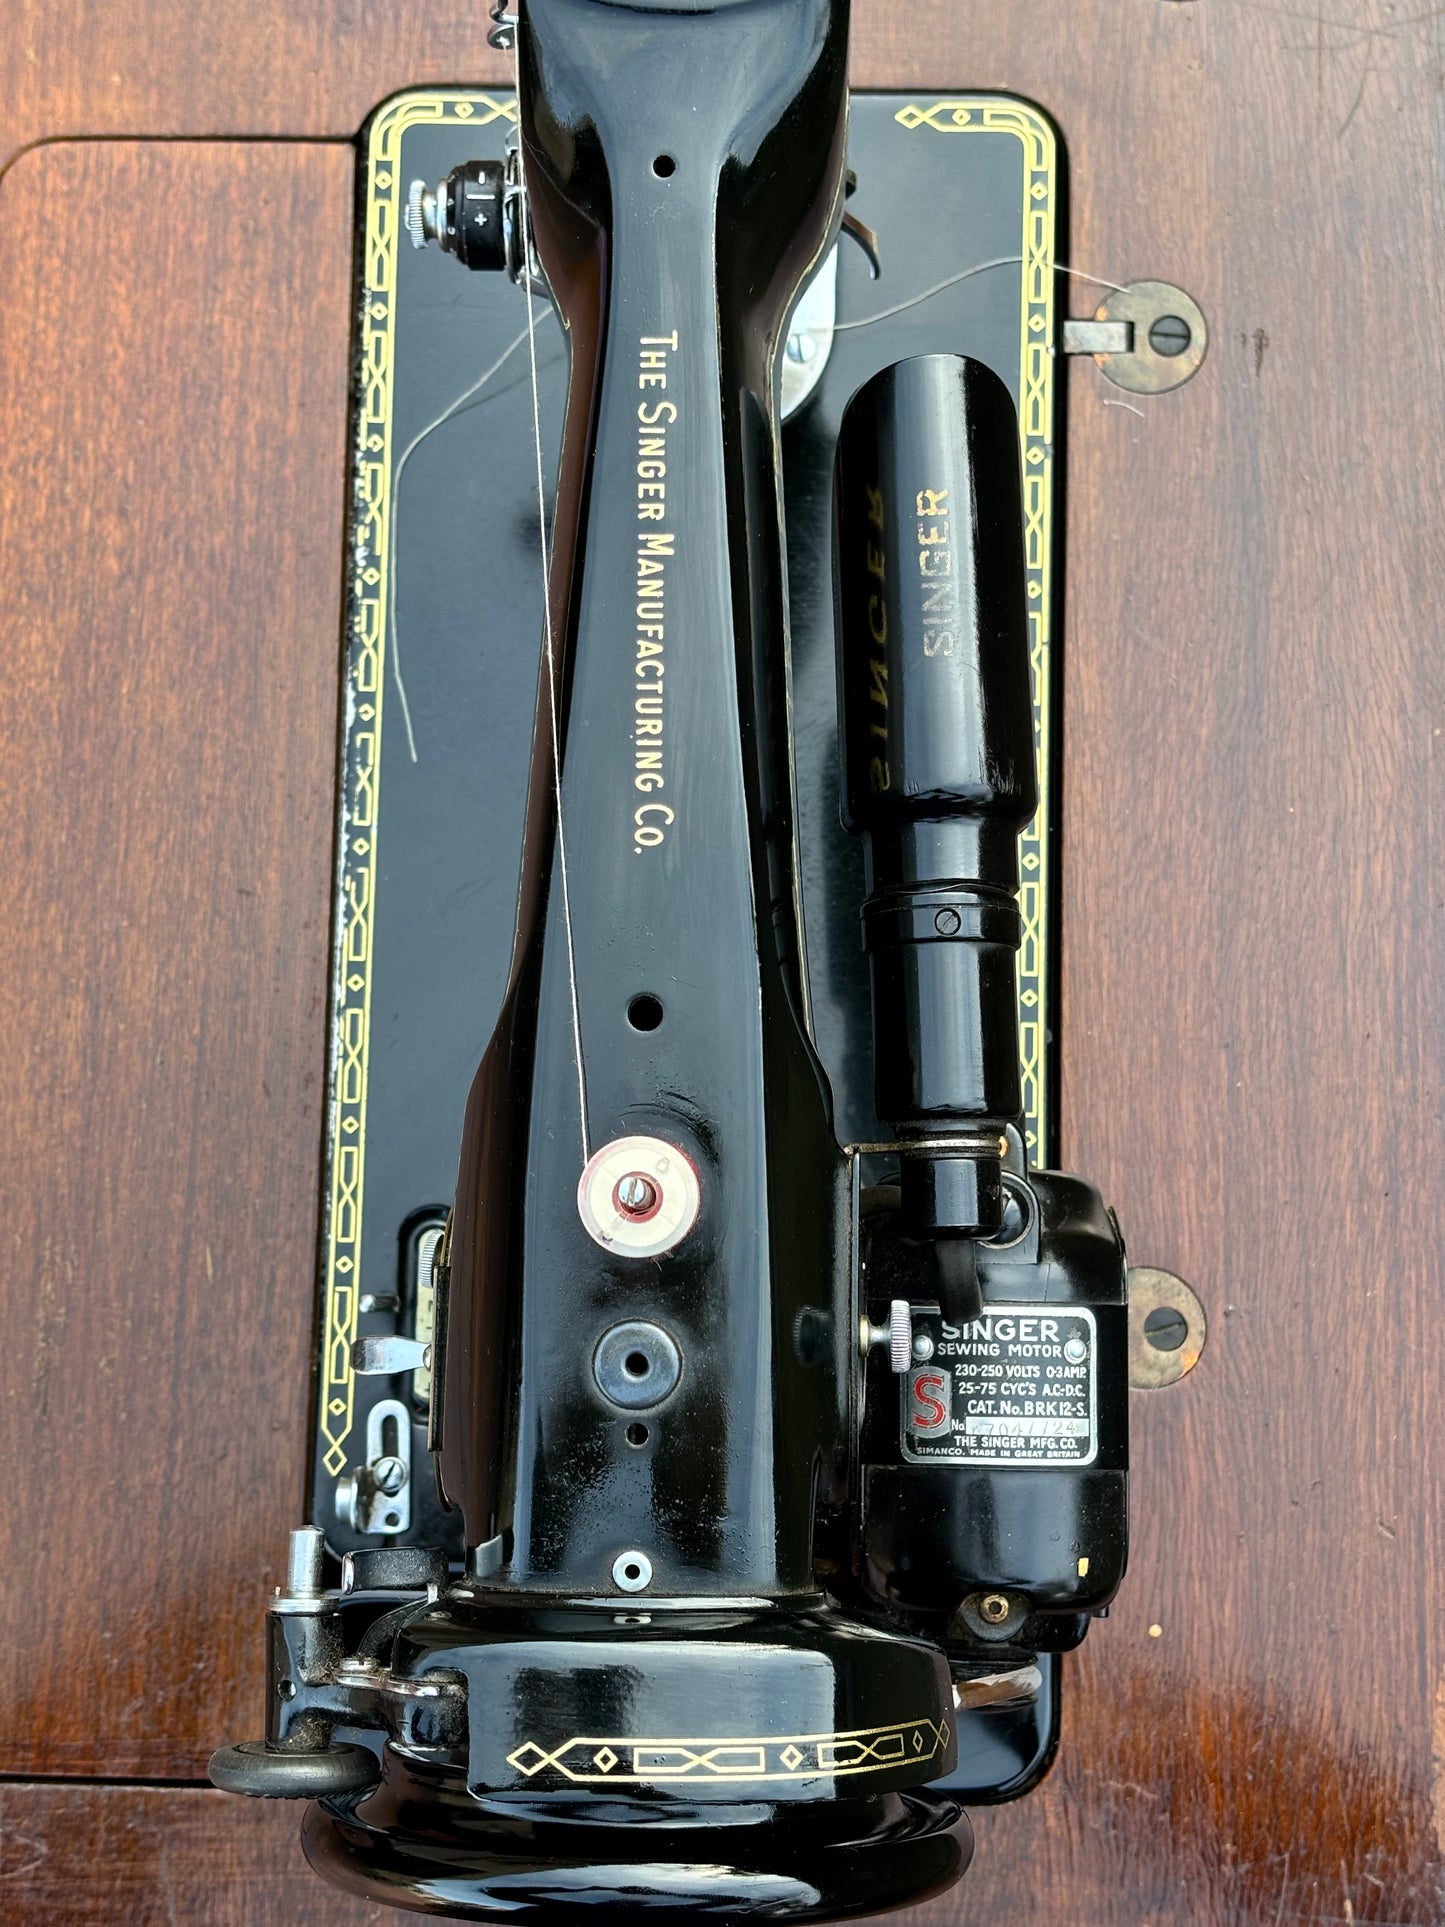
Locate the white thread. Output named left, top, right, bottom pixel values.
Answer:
left=834, top=256, right=1133, bottom=333
left=388, top=324, right=537, bottom=764
left=513, top=66, right=591, bottom=1166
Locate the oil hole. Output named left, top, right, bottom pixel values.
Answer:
left=624, top=1350, right=650, bottom=1378
left=626, top=1423, right=649, bottom=1447
left=652, top=154, right=677, bottom=179
left=628, top=993, right=664, bottom=1031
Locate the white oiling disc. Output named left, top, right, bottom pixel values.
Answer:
left=577, top=1134, right=701, bottom=1259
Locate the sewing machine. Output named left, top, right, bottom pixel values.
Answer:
left=210, top=0, right=1136, bottom=1913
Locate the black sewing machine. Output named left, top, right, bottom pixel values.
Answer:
left=210, top=0, right=1128, bottom=1915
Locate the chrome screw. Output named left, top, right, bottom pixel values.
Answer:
left=372, top=1456, right=408, bottom=1496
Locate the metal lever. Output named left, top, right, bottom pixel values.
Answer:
left=352, top=1334, right=429, bottom=1376
left=841, top=209, right=881, bottom=279
left=1061, top=319, right=1133, bottom=355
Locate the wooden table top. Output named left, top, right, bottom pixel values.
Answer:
left=1, top=3, right=1440, bottom=1921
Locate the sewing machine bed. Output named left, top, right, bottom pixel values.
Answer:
left=315, top=87, right=1063, bottom=1804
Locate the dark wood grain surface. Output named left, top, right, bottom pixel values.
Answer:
left=2, top=2, right=1441, bottom=1922
left=0, top=138, right=354, bottom=1777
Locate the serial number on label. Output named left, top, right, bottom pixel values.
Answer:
left=902, top=1307, right=1098, bottom=1467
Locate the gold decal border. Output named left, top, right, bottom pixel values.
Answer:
left=894, top=98, right=1057, bottom=1168
left=320, top=92, right=518, bottom=1482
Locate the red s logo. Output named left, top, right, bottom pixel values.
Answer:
left=909, top=1371, right=949, bottom=1432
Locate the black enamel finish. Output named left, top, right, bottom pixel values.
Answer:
left=835, top=357, right=1036, bottom=856
left=439, top=160, right=507, bottom=272
left=437, top=0, right=854, bottom=1597
left=311, top=93, right=1059, bottom=1565
left=294, top=1592, right=965, bottom=1919
left=342, top=0, right=969, bottom=1911
left=304, top=1772, right=971, bottom=1923
left=858, top=1170, right=1129, bottom=1654
left=835, top=356, right=1036, bottom=1250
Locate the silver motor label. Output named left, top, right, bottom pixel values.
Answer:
left=902, top=1306, right=1098, bottom=1467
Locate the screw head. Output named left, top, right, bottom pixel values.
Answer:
left=1143, top=1304, right=1189, bottom=1352
left=1148, top=313, right=1192, bottom=357
left=934, top=907, right=963, bottom=936
left=613, top=1173, right=659, bottom=1218
left=1064, top=1335, right=1088, bottom=1364
left=372, top=1456, right=407, bottom=1496
left=911, top=1332, right=935, bottom=1361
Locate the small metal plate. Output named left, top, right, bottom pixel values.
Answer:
left=1127, top=1265, right=1208, bottom=1388
left=902, top=1306, right=1098, bottom=1466
left=1093, top=279, right=1208, bottom=395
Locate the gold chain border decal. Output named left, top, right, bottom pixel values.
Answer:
left=320, top=92, right=1057, bottom=1482
left=320, top=91, right=518, bottom=1481
left=505, top=1715, right=952, bottom=1785
left=896, top=100, right=1056, bottom=1172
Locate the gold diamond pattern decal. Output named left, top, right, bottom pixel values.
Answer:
left=497, top=1717, right=949, bottom=1787
left=890, top=95, right=1058, bottom=1170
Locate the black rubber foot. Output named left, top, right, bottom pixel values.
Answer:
left=208, top=1741, right=381, bottom=1799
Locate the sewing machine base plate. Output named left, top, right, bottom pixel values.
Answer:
left=317, top=87, right=1063, bottom=1807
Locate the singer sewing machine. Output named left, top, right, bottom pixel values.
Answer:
left=210, top=0, right=1146, bottom=1913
